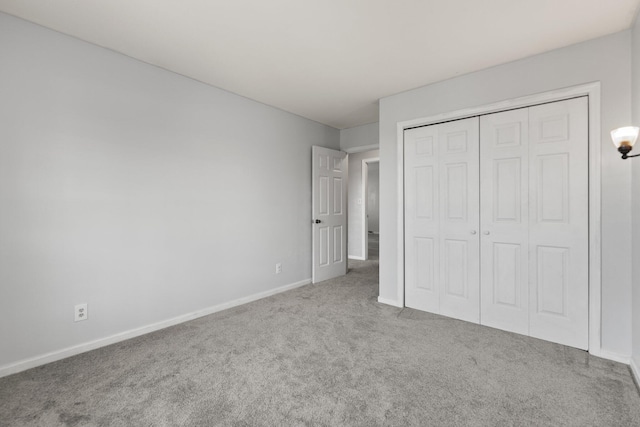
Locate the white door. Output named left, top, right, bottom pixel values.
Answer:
left=312, top=146, right=347, bottom=283
left=480, top=98, right=589, bottom=348
left=404, top=124, right=440, bottom=313
left=404, top=97, right=589, bottom=350
left=404, top=117, right=480, bottom=323
left=528, top=97, right=589, bottom=349
left=480, top=108, right=530, bottom=335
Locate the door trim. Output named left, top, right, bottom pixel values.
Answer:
left=393, top=82, right=603, bottom=356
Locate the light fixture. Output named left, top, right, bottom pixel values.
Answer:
left=611, top=126, right=640, bottom=159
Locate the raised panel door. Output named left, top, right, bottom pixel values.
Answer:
left=528, top=97, right=589, bottom=350
left=404, top=125, right=440, bottom=312
left=404, top=98, right=588, bottom=351
left=312, top=146, right=347, bottom=283
left=480, top=108, right=529, bottom=335
left=438, top=118, right=480, bottom=323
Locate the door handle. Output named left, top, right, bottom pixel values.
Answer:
left=470, top=230, right=477, bottom=235
left=483, top=231, right=490, bottom=235
left=314, top=219, right=322, bottom=224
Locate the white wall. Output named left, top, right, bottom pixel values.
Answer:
left=379, top=31, right=633, bottom=357
left=340, top=122, right=379, bottom=153
left=631, top=13, right=640, bottom=375
left=367, top=162, right=379, bottom=233
left=347, top=150, right=379, bottom=259
left=0, top=13, right=339, bottom=374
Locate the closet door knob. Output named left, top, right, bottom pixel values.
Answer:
left=483, top=231, right=490, bottom=235
left=470, top=230, right=477, bottom=235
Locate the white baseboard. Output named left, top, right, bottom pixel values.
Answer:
left=589, top=348, right=631, bottom=365
left=377, top=296, right=403, bottom=308
left=630, top=357, right=640, bottom=388
left=348, top=255, right=365, bottom=261
left=0, top=278, right=311, bottom=379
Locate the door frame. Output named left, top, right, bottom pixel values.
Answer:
left=394, top=82, right=605, bottom=358
left=361, top=158, right=380, bottom=260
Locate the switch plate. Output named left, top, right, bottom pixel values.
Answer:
left=74, top=303, right=88, bottom=322
left=275, top=263, right=282, bottom=274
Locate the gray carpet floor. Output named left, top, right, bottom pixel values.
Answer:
left=1, top=259, right=639, bottom=426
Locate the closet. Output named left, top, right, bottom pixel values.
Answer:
left=404, top=97, right=589, bottom=349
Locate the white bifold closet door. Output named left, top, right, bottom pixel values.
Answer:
left=527, top=98, right=588, bottom=349
left=404, top=117, right=480, bottom=323
left=479, top=107, right=530, bottom=336
left=405, top=97, right=589, bottom=350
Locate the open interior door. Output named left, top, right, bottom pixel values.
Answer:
left=312, top=146, right=347, bottom=283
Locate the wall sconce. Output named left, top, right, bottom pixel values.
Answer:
left=611, top=126, right=640, bottom=159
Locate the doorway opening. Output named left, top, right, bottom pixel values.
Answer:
left=363, top=159, right=379, bottom=261
left=346, top=149, right=379, bottom=268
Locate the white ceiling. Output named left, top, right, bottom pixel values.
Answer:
left=1, top=0, right=639, bottom=129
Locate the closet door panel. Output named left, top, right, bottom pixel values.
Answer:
left=438, top=118, right=480, bottom=323
left=405, top=97, right=589, bottom=351
left=529, top=97, right=589, bottom=350
left=480, top=109, right=529, bottom=335
left=404, top=125, right=440, bottom=313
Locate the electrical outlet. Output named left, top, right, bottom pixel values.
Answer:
left=74, top=303, right=88, bottom=322
left=275, top=263, right=282, bottom=274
